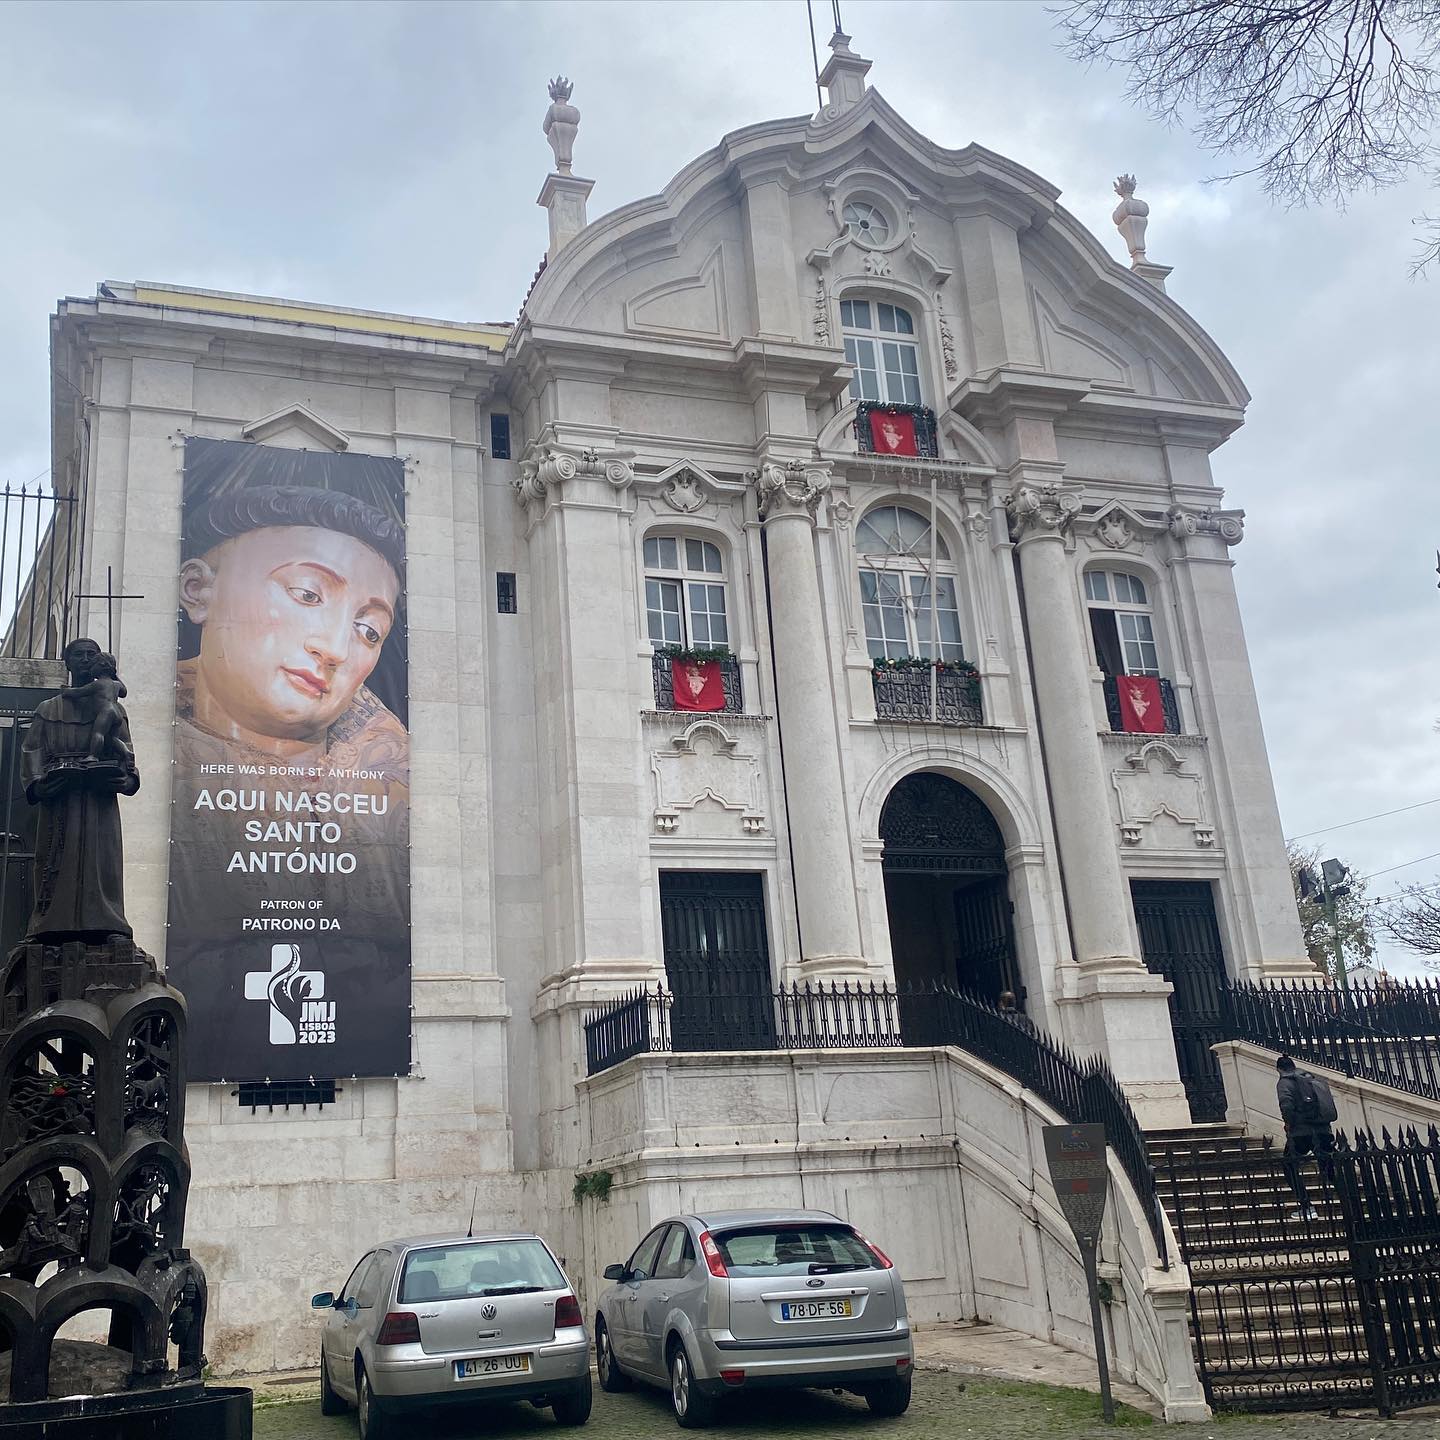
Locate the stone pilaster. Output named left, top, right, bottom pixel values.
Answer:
left=1007, top=479, right=1188, bottom=1125
left=754, top=459, right=865, bottom=974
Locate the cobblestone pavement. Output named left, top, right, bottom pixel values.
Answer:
left=253, top=1371, right=1439, bottom=1439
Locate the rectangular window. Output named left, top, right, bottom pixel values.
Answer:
left=860, top=570, right=910, bottom=659
left=1084, top=570, right=1110, bottom=602
left=489, top=413, right=511, bottom=460
left=496, top=572, right=517, bottom=614
left=646, top=578, right=683, bottom=645
left=844, top=336, right=881, bottom=402
left=1118, top=611, right=1159, bottom=675
left=840, top=298, right=870, bottom=329
left=910, top=575, right=964, bottom=660
left=880, top=342, right=921, bottom=404
left=686, top=581, right=728, bottom=647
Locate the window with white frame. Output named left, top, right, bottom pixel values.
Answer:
left=1084, top=569, right=1159, bottom=676
left=856, top=504, right=963, bottom=661
left=643, top=535, right=729, bottom=649
left=841, top=299, right=922, bottom=406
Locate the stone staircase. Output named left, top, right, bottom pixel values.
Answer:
left=1146, top=1124, right=1374, bottom=1412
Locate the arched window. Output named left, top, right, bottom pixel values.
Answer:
left=643, top=534, right=728, bottom=649
left=856, top=504, right=963, bottom=661
left=841, top=299, right=921, bottom=406
left=1085, top=569, right=1159, bottom=676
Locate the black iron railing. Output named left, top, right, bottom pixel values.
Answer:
left=1157, top=1125, right=1440, bottom=1416
left=0, top=484, right=83, bottom=660
left=584, top=980, right=1166, bottom=1260
left=872, top=666, right=983, bottom=725
left=1220, top=977, right=1440, bottom=1103
left=1102, top=675, right=1181, bottom=734
left=651, top=651, right=742, bottom=713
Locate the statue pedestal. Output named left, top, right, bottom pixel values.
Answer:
left=0, top=1385, right=251, bottom=1439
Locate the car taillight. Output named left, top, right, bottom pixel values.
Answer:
left=555, top=1293, right=583, bottom=1328
left=698, top=1230, right=728, bottom=1278
left=376, top=1311, right=421, bottom=1345
left=852, top=1230, right=894, bottom=1269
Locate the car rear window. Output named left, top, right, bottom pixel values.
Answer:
left=713, top=1224, right=879, bottom=1276
left=398, top=1240, right=565, bottom=1303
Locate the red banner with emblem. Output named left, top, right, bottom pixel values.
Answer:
left=1116, top=674, right=1165, bottom=733
left=671, top=659, right=724, bottom=711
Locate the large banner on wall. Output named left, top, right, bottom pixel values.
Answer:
left=167, top=437, right=411, bottom=1082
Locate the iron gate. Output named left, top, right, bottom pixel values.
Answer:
left=658, top=871, right=774, bottom=1052
left=1132, top=879, right=1229, bottom=1122
left=0, top=700, right=40, bottom=962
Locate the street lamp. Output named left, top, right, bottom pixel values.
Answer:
left=1297, top=858, right=1352, bottom=987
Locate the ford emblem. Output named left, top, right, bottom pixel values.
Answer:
left=481, top=1303, right=498, bottom=1320
left=806, top=1278, right=825, bottom=1288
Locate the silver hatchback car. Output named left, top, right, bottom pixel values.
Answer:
left=312, top=1231, right=592, bottom=1439
left=594, top=1208, right=912, bottom=1427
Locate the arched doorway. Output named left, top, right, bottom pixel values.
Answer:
left=879, top=772, right=1020, bottom=1005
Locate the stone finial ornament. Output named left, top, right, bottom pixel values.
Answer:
left=544, top=76, right=581, bottom=175
left=1111, top=175, right=1173, bottom=291
left=1112, top=175, right=1150, bottom=263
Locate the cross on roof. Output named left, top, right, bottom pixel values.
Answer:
left=76, top=565, right=145, bottom=652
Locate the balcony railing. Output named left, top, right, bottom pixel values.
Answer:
left=872, top=664, right=983, bottom=725
left=1103, top=674, right=1181, bottom=734
left=584, top=979, right=1166, bottom=1262
left=651, top=651, right=742, bottom=713
left=854, top=402, right=939, bottom=459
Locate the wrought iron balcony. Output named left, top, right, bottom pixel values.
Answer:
left=651, top=650, right=742, bottom=713
left=872, top=664, right=983, bottom=725
left=1103, top=674, right=1181, bottom=734
left=854, top=402, right=939, bottom=459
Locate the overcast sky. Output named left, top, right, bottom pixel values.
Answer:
left=2, top=0, right=1435, bottom=974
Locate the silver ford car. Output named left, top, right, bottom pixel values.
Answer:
left=312, top=1232, right=592, bottom=1439
left=594, top=1208, right=912, bottom=1427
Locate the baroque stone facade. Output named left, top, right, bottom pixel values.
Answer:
left=32, top=36, right=1306, bottom=1415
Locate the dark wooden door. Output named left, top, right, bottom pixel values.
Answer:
left=1131, top=879, right=1229, bottom=1122
left=659, top=872, right=774, bottom=1052
left=953, top=876, right=1019, bottom=1005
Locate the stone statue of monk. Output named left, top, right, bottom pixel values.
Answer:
left=22, top=636, right=139, bottom=942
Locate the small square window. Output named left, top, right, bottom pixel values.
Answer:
left=496, top=572, right=517, bottom=614
left=489, top=413, right=511, bottom=460
left=1085, top=571, right=1110, bottom=602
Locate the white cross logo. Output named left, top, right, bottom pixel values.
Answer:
left=244, top=943, right=325, bottom=1045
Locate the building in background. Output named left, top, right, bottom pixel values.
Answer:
left=7, top=33, right=1311, bottom=1411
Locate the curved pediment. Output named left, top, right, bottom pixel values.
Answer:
left=520, top=85, right=1246, bottom=412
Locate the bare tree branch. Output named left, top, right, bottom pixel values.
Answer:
left=1056, top=0, right=1440, bottom=268
left=1379, top=880, right=1440, bottom=958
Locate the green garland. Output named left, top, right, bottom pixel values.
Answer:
left=872, top=656, right=978, bottom=676
left=656, top=645, right=731, bottom=663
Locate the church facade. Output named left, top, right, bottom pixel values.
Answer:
left=26, top=35, right=1308, bottom=1414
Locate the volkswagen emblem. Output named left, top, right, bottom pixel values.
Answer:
left=806, top=1278, right=825, bottom=1288
left=481, top=1303, right=498, bottom=1320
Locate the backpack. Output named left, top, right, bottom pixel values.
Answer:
left=1292, top=1070, right=1338, bottom=1126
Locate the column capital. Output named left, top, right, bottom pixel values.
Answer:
left=514, top=441, right=635, bottom=514
left=751, top=458, right=831, bottom=522
left=1004, top=481, right=1082, bottom=543
left=1168, top=504, right=1244, bottom=546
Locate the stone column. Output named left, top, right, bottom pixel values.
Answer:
left=755, top=459, right=865, bottom=973
left=1007, top=480, right=1188, bottom=1126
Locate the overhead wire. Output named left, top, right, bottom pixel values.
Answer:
left=1287, top=795, right=1440, bottom=842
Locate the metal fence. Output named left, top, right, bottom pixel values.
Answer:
left=1160, top=1125, right=1440, bottom=1415
left=1223, top=977, right=1440, bottom=1103
left=583, top=979, right=1167, bottom=1260
left=0, top=484, right=83, bottom=660
left=871, top=666, right=984, bottom=725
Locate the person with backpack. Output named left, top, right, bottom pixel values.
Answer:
left=1276, top=1054, right=1339, bottom=1220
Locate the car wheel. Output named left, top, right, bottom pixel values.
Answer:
left=552, top=1370, right=593, bottom=1426
left=865, top=1373, right=913, bottom=1416
left=319, top=1352, right=347, bottom=1415
left=668, top=1341, right=717, bottom=1429
left=356, top=1363, right=390, bottom=1440
left=596, top=1319, right=630, bottom=1393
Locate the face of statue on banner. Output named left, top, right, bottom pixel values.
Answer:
left=179, top=526, right=400, bottom=752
